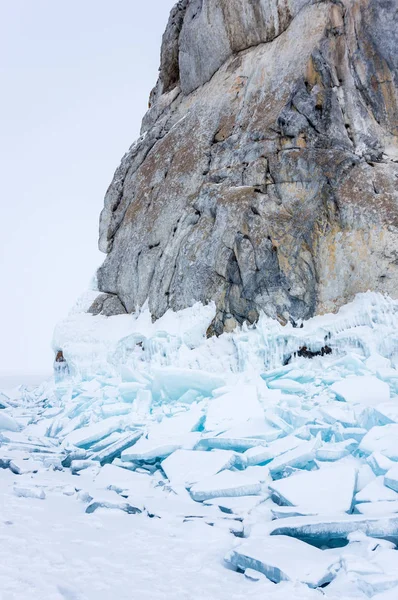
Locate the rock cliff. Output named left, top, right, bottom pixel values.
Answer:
left=94, top=0, right=398, bottom=333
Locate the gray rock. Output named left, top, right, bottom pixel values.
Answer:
left=95, top=0, right=398, bottom=330
left=88, top=293, right=127, bottom=317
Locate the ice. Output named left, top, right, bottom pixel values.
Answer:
left=356, top=501, right=398, bottom=516
left=269, top=464, right=357, bottom=514
left=205, top=385, right=264, bottom=432
left=319, top=404, right=357, bottom=427
left=70, top=459, right=99, bottom=474
left=94, top=464, right=156, bottom=497
left=189, top=469, right=263, bottom=502
left=316, top=439, right=358, bottom=461
left=331, top=376, right=390, bottom=406
left=161, top=449, right=238, bottom=486
left=92, top=430, right=142, bottom=465
left=100, top=402, right=132, bottom=418
left=244, top=445, right=272, bottom=466
left=121, top=432, right=200, bottom=462
left=0, top=413, right=20, bottom=432
left=152, top=367, right=224, bottom=401
left=355, top=477, right=398, bottom=503
left=267, top=379, right=306, bottom=394
left=268, top=514, right=398, bottom=545
left=367, top=452, right=395, bottom=476
left=268, top=436, right=322, bottom=477
left=63, top=416, right=125, bottom=449
left=373, top=402, right=398, bottom=424
left=196, top=436, right=264, bottom=452
left=86, top=490, right=142, bottom=515
left=385, top=465, right=398, bottom=493
left=226, top=536, right=335, bottom=587
left=7, top=291, right=398, bottom=597
left=13, top=486, right=46, bottom=500
left=359, top=425, right=398, bottom=459
left=119, top=381, right=146, bottom=402
left=203, top=496, right=264, bottom=516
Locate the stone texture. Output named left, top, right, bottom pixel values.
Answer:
left=88, top=293, right=127, bottom=317
left=95, top=0, right=398, bottom=333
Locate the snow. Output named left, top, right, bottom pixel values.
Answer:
left=4, top=291, right=398, bottom=598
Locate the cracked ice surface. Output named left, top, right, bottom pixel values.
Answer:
left=3, top=292, right=398, bottom=598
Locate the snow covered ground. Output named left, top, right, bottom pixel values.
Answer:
left=3, top=292, right=398, bottom=599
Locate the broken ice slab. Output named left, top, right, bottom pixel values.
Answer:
left=385, top=465, right=398, bottom=493
left=0, top=392, right=10, bottom=409
left=195, top=436, right=267, bottom=453
left=0, top=412, right=21, bottom=432
left=121, top=432, right=200, bottom=462
left=267, top=514, right=398, bottom=546
left=355, top=476, right=398, bottom=503
left=356, top=501, right=398, bottom=516
left=100, top=403, right=132, bottom=418
left=63, top=416, right=124, bottom=449
left=316, top=439, right=358, bottom=462
left=85, top=490, right=142, bottom=515
left=226, top=535, right=335, bottom=587
left=267, top=379, right=306, bottom=394
left=119, top=381, right=147, bottom=402
left=367, top=452, right=395, bottom=476
left=319, top=404, right=357, bottom=427
left=268, top=436, right=322, bottom=477
left=161, top=449, right=239, bottom=486
left=203, top=496, right=265, bottom=516
left=269, top=464, right=357, bottom=515
left=13, top=486, right=46, bottom=500
left=189, top=469, right=262, bottom=502
left=271, top=506, right=317, bottom=519
left=152, top=367, right=224, bottom=401
left=338, top=427, right=367, bottom=443
left=373, top=401, right=398, bottom=425
left=89, top=431, right=122, bottom=453
left=222, top=419, right=283, bottom=443
left=331, top=376, right=390, bottom=406
left=243, top=446, right=272, bottom=466
left=62, top=449, right=90, bottom=468
left=134, top=389, right=152, bottom=418
left=94, top=464, right=156, bottom=496
left=92, top=430, right=142, bottom=465
left=151, top=404, right=205, bottom=437
left=359, top=425, right=398, bottom=459
left=70, top=460, right=99, bottom=475
left=204, top=385, right=264, bottom=432
left=8, top=457, right=42, bottom=475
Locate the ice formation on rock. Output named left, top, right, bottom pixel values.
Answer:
left=3, top=292, right=398, bottom=597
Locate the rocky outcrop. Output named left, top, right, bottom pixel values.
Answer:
left=95, top=0, right=398, bottom=333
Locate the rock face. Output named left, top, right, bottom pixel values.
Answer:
left=95, top=0, right=398, bottom=332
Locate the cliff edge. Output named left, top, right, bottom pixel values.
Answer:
left=94, top=0, right=398, bottom=333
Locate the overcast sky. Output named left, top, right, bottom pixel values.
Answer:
left=0, top=0, right=176, bottom=381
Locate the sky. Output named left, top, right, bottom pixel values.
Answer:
left=0, top=0, right=176, bottom=382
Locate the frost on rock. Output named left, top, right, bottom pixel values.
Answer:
left=5, top=292, right=398, bottom=597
